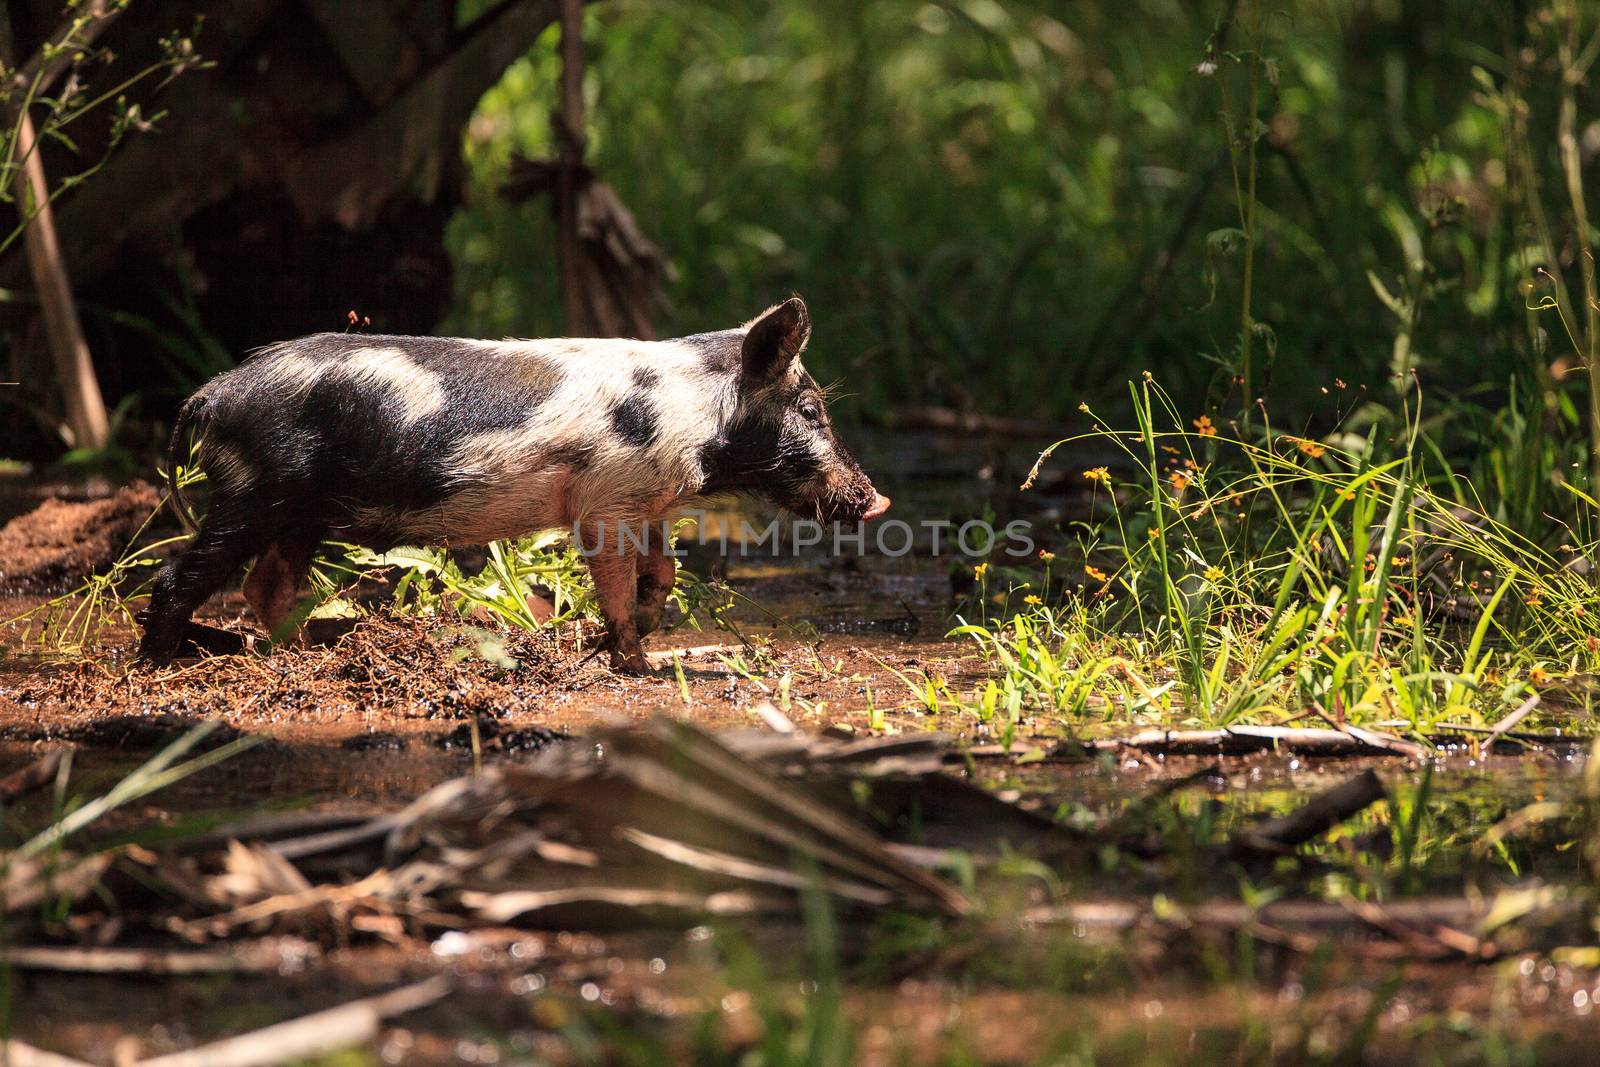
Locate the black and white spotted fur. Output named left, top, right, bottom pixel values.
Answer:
left=138, top=297, right=887, bottom=671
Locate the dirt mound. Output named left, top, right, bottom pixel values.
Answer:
left=10, top=614, right=587, bottom=732
left=0, top=480, right=161, bottom=594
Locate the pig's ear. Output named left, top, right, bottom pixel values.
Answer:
left=741, top=297, right=811, bottom=383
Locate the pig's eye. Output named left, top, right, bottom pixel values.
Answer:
left=799, top=400, right=822, bottom=423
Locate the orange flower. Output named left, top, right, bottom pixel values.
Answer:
left=1168, top=470, right=1191, bottom=493
left=1193, top=414, right=1217, bottom=437
left=1038, top=550, right=1055, bottom=562
left=1292, top=436, right=1327, bottom=459
left=1085, top=564, right=1109, bottom=582
left=1084, top=466, right=1112, bottom=486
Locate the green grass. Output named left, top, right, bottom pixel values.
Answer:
left=949, top=375, right=1600, bottom=742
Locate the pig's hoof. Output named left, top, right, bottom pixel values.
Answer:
left=611, top=649, right=651, bottom=675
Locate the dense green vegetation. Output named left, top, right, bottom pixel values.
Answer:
left=448, top=0, right=1597, bottom=440
left=444, top=0, right=1600, bottom=745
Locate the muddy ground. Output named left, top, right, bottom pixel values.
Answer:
left=1, top=441, right=1598, bottom=1065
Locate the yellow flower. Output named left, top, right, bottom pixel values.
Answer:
left=1393, top=556, right=1411, bottom=568
left=1336, top=488, right=1355, bottom=501
left=1525, top=591, right=1544, bottom=608
left=974, top=562, right=989, bottom=581
left=1024, top=594, right=1042, bottom=606
left=1203, top=566, right=1223, bottom=581
left=1085, top=564, right=1109, bottom=582
left=1530, top=666, right=1551, bottom=687
left=1084, top=466, right=1112, bottom=485
left=1193, top=414, right=1217, bottom=437
left=1395, top=613, right=1416, bottom=628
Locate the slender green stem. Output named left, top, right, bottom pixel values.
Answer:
left=1238, top=0, right=1262, bottom=425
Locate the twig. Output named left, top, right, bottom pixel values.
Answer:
left=1306, top=703, right=1430, bottom=760
left=1482, top=693, right=1540, bottom=754
left=8, top=0, right=122, bottom=99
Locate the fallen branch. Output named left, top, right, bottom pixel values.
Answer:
left=1057, top=725, right=1428, bottom=760
left=0, top=941, right=308, bottom=974
left=0, top=747, right=68, bottom=803
left=134, top=976, right=449, bottom=1067
left=1227, top=769, right=1388, bottom=859
left=1338, top=896, right=1488, bottom=960
left=0, top=1041, right=97, bottom=1067
left=1028, top=895, right=1491, bottom=944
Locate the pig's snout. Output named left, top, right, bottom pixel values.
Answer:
left=815, top=474, right=889, bottom=524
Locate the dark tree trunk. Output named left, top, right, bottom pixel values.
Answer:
left=0, top=0, right=565, bottom=457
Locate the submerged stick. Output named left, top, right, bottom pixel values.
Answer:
left=135, top=976, right=448, bottom=1067
left=1228, top=769, right=1387, bottom=858
left=0, top=747, right=67, bottom=804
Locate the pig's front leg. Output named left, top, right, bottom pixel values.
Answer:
left=635, top=523, right=675, bottom=637
left=582, top=537, right=650, bottom=674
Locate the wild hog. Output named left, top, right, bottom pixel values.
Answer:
left=138, top=297, right=889, bottom=672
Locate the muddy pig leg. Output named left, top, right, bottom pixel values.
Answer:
left=580, top=525, right=649, bottom=674
left=242, top=535, right=320, bottom=643
left=635, top=523, right=675, bottom=637
left=138, top=501, right=270, bottom=664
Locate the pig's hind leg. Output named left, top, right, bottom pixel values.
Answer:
left=242, top=537, right=319, bottom=644
left=138, top=501, right=272, bottom=664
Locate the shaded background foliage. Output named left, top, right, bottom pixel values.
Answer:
left=446, top=0, right=1588, bottom=432
left=1, top=0, right=1596, bottom=462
